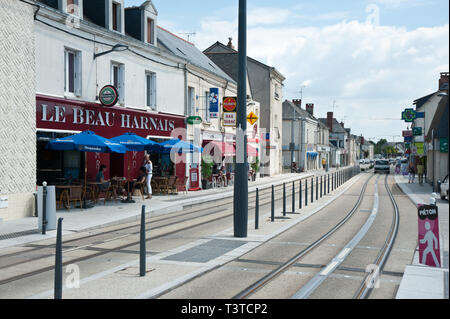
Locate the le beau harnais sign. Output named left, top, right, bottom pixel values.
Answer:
left=36, top=95, right=185, bottom=138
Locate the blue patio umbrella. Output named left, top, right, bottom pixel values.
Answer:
left=109, top=132, right=158, bottom=152
left=47, top=130, right=127, bottom=154
left=47, top=131, right=127, bottom=208
left=109, top=133, right=159, bottom=202
left=157, top=139, right=203, bottom=154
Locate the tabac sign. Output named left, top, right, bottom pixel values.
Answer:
left=223, top=97, right=237, bottom=112
left=223, top=97, right=237, bottom=127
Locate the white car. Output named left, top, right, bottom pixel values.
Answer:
left=438, top=174, right=449, bottom=201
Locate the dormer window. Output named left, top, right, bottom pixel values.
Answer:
left=147, top=18, right=155, bottom=45
left=124, top=1, right=157, bottom=45
left=112, top=2, right=121, bottom=32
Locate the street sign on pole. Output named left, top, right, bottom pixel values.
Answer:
left=247, top=112, right=258, bottom=126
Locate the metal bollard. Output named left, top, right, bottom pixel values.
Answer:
left=316, top=176, right=319, bottom=201
left=283, top=183, right=286, bottom=217
left=271, top=185, right=275, bottom=222
left=42, top=181, right=48, bottom=235
left=291, top=181, right=295, bottom=214
left=54, top=217, right=63, bottom=299
left=299, top=180, right=302, bottom=209
left=140, top=205, right=146, bottom=277
left=255, top=188, right=259, bottom=230
left=328, top=174, right=330, bottom=194
left=320, top=176, right=323, bottom=198
left=311, top=178, right=314, bottom=204
left=305, top=179, right=308, bottom=207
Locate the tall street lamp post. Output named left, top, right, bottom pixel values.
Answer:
left=234, top=0, right=248, bottom=238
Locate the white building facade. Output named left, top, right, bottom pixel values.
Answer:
left=0, top=0, right=37, bottom=221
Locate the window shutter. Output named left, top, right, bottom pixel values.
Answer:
left=74, top=52, right=82, bottom=97
left=152, top=72, right=157, bottom=110
left=146, top=74, right=151, bottom=107
left=119, top=64, right=125, bottom=104
left=64, top=50, right=67, bottom=92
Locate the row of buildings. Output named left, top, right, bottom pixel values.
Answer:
left=410, top=72, right=449, bottom=188
left=282, top=100, right=373, bottom=172
left=0, top=0, right=369, bottom=221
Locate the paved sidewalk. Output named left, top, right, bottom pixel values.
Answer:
left=0, top=170, right=340, bottom=249
left=394, top=174, right=449, bottom=299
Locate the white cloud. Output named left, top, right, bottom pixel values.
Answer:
left=194, top=14, right=448, bottom=139
left=248, top=8, right=292, bottom=26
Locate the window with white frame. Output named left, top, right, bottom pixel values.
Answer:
left=146, top=72, right=157, bottom=110
left=64, top=48, right=82, bottom=96
left=111, top=62, right=125, bottom=104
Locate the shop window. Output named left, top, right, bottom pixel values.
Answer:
left=111, top=62, right=125, bottom=104
left=64, top=48, right=82, bottom=96
left=146, top=71, right=157, bottom=110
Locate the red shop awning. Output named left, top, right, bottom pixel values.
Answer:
left=247, top=144, right=258, bottom=157
left=204, top=141, right=236, bottom=157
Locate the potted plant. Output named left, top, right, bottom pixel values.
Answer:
left=201, top=155, right=213, bottom=189
left=250, top=157, right=260, bottom=181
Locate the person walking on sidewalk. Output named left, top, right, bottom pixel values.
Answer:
left=408, top=162, right=416, bottom=184
left=322, top=157, right=327, bottom=170
left=143, top=155, right=153, bottom=199
left=417, top=160, right=424, bottom=186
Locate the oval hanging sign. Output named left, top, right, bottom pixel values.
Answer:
left=223, top=97, right=237, bottom=112
left=99, top=85, right=119, bottom=107
left=187, top=116, right=203, bottom=125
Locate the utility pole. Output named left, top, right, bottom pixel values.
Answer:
left=234, top=0, right=248, bottom=238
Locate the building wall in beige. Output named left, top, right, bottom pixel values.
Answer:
left=0, top=0, right=36, bottom=221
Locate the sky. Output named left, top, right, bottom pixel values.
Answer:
left=124, top=0, right=449, bottom=143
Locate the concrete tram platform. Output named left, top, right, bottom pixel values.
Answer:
left=0, top=170, right=342, bottom=250
left=394, top=174, right=449, bottom=299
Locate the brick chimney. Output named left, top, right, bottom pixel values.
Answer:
left=439, top=72, right=449, bottom=90
left=227, top=37, right=235, bottom=50
left=306, top=103, right=314, bottom=116
left=292, top=99, right=302, bottom=107
left=327, top=112, right=333, bottom=131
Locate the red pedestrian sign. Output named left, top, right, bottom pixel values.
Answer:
left=418, top=204, right=441, bottom=268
